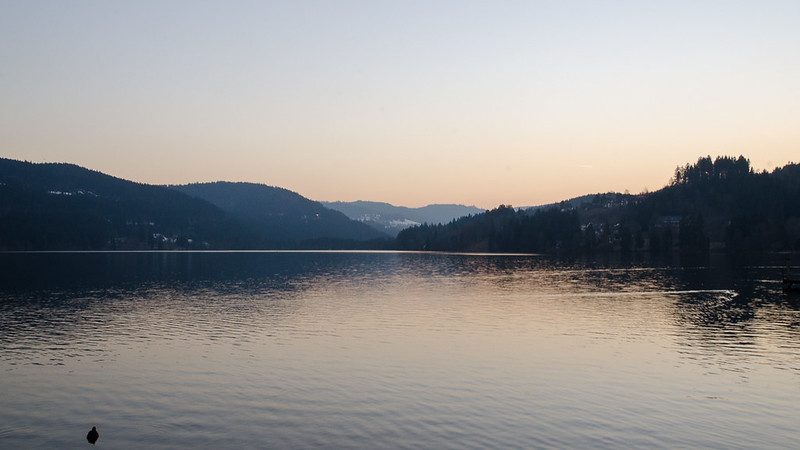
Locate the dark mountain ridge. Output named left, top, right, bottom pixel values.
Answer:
left=172, top=182, right=388, bottom=243
left=396, top=156, right=800, bottom=255
left=0, top=158, right=241, bottom=250
left=0, top=158, right=387, bottom=250
left=4, top=155, right=798, bottom=254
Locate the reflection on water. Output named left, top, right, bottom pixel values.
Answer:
left=1, top=251, right=799, bottom=449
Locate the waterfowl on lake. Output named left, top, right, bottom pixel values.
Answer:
left=87, top=426, right=99, bottom=444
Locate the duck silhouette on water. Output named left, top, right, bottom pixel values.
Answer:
left=87, top=426, right=99, bottom=444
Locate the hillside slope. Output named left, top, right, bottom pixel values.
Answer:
left=0, top=158, right=247, bottom=250
left=0, top=159, right=387, bottom=250
left=397, top=156, right=800, bottom=255
left=172, top=182, right=389, bottom=243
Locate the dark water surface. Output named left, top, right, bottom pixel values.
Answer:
left=1, top=251, right=798, bottom=449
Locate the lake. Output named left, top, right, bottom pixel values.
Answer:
left=1, top=251, right=798, bottom=449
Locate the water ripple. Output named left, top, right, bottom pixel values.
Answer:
left=1, top=252, right=799, bottom=448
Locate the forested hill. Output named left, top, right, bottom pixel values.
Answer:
left=0, top=158, right=242, bottom=250
left=396, top=156, right=800, bottom=255
left=0, top=159, right=388, bottom=250
left=172, top=182, right=388, bottom=243
left=4, top=155, right=798, bottom=253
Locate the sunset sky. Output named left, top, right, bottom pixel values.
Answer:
left=2, top=1, right=798, bottom=209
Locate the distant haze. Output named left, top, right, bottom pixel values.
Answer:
left=2, top=1, right=799, bottom=209
left=323, top=201, right=484, bottom=236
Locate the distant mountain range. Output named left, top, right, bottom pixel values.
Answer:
left=322, top=201, right=484, bottom=236
left=173, top=182, right=387, bottom=243
left=0, top=158, right=387, bottom=250
left=4, top=155, right=799, bottom=255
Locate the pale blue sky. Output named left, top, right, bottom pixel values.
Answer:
left=2, top=1, right=798, bottom=208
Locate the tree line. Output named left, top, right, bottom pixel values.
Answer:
left=3, top=155, right=799, bottom=254
left=396, top=156, right=800, bottom=255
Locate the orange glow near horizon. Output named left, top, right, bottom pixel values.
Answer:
left=2, top=1, right=798, bottom=209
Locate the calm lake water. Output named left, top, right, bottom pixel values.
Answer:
left=1, top=251, right=798, bottom=449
